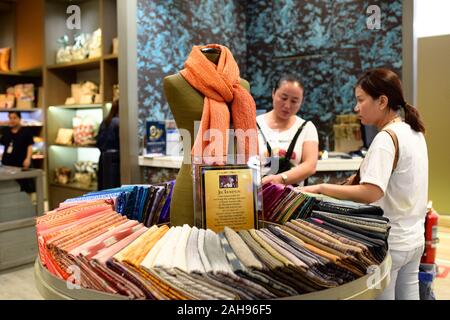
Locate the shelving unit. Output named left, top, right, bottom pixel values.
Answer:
left=1, top=0, right=120, bottom=210
left=44, top=0, right=119, bottom=209
left=50, top=182, right=97, bottom=192
left=0, top=0, right=46, bottom=172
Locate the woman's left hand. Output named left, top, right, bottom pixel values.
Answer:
left=23, top=158, right=31, bottom=169
left=262, top=174, right=284, bottom=185
left=301, top=184, right=323, bottom=194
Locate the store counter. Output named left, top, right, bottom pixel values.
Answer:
left=0, top=166, right=45, bottom=270
left=138, top=155, right=362, bottom=171
left=34, top=254, right=391, bottom=300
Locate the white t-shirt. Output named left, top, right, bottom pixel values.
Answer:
left=359, top=122, right=428, bottom=251
left=257, top=114, right=319, bottom=185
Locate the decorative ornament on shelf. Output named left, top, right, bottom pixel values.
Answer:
left=56, top=35, right=72, bottom=64
left=55, top=29, right=103, bottom=64
left=64, top=81, right=99, bottom=105
left=54, top=167, right=72, bottom=185
left=72, top=33, right=90, bottom=61
left=72, top=161, right=98, bottom=187
left=0, top=94, right=15, bottom=109
left=88, top=28, right=102, bottom=59
left=0, top=47, right=11, bottom=72
left=72, top=115, right=99, bottom=146
left=55, top=128, right=74, bottom=146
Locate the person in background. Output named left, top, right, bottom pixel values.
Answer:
left=96, top=100, right=120, bottom=190
left=302, top=68, right=428, bottom=300
left=257, top=74, right=319, bottom=187
left=0, top=111, right=35, bottom=192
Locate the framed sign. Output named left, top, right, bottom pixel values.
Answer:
left=193, top=164, right=260, bottom=233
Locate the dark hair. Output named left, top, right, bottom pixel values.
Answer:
left=274, top=74, right=304, bottom=92
left=104, top=100, right=119, bottom=128
left=8, top=111, right=21, bottom=119
left=356, top=68, right=425, bottom=134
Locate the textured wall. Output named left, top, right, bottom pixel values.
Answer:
left=137, top=0, right=247, bottom=139
left=137, top=0, right=403, bottom=180
left=246, top=0, right=403, bottom=148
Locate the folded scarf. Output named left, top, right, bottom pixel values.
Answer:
left=180, top=44, right=258, bottom=164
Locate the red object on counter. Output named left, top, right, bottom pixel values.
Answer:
left=421, top=207, right=439, bottom=264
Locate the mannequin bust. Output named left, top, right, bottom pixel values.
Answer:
left=164, top=50, right=250, bottom=226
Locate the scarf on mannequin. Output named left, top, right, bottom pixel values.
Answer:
left=180, top=44, right=258, bottom=164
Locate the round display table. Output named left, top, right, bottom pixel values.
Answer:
left=35, top=254, right=391, bottom=300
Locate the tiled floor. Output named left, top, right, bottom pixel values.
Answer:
left=0, top=227, right=449, bottom=300
left=0, top=264, right=43, bottom=300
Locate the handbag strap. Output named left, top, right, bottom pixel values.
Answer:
left=256, top=120, right=309, bottom=158
left=285, top=121, right=309, bottom=161
left=383, top=128, right=399, bottom=172
left=349, top=129, right=399, bottom=185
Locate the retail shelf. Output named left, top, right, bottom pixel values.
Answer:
left=0, top=124, right=43, bottom=127
left=0, top=67, right=42, bottom=77
left=47, top=58, right=101, bottom=71
left=103, top=54, right=118, bottom=61
left=32, top=155, right=45, bottom=160
left=50, top=144, right=98, bottom=149
left=138, top=155, right=363, bottom=172
left=0, top=71, right=21, bottom=76
left=50, top=182, right=97, bottom=192
left=48, top=104, right=104, bottom=110
left=0, top=108, right=42, bottom=112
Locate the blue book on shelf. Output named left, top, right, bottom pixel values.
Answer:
left=146, top=120, right=166, bottom=155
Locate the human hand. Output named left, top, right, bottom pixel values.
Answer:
left=23, top=158, right=31, bottom=169
left=262, top=174, right=284, bottom=185
left=301, top=184, right=323, bottom=194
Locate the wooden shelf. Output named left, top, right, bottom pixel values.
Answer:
left=50, top=182, right=97, bottom=192
left=48, top=104, right=104, bottom=110
left=32, top=155, right=45, bottom=160
left=0, top=71, right=21, bottom=76
left=0, top=67, right=42, bottom=77
left=0, top=124, right=43, bottom=127
left=50, top=144, right=98, bottom=149
left=47, top=58, right=101, bottom=71
left=103, top=54, right=118, bottom=61
left=0, top=108, right=42, bottom=112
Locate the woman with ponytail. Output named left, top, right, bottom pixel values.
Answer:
left=303, top=68, right=428, bottom=300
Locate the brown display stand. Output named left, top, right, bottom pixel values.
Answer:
left=34, top=254, right=391, bottom=300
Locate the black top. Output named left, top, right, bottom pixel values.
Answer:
left=0, top=126, right=34, bottom=167
left=96, top=117, right=120, bottom=152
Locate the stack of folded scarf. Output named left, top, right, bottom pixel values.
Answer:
left=261, top=183, right=390, bottom=262
left=261, top=183, right=316, bottom=223
left=36, top=184, right=390, bottom=300
left=60, top=182, right=174, bottom=226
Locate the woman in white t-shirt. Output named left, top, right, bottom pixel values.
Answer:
left=258, top=74, right=319, bottom=187
left=302, top=68, right=428, bottom=300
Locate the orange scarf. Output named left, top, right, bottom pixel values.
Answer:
left=180, top=44, right=258, bottom=164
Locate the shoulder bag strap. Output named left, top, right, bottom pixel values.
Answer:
left=256, top=122, right=272, bottom=156
left=345, top=128, right=399, bottom=185
left=285, top=120, right=309, bottom=161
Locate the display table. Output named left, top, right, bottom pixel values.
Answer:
left=34, top=254, right=391, bottom=300
left=0, top=166, right=45, bottom=270
left=138, top=155, right=362, bottom=172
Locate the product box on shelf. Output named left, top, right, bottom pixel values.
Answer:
left=166, top=120, right=182, bottom=156
left=145, top=120, right=166, bottom=156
